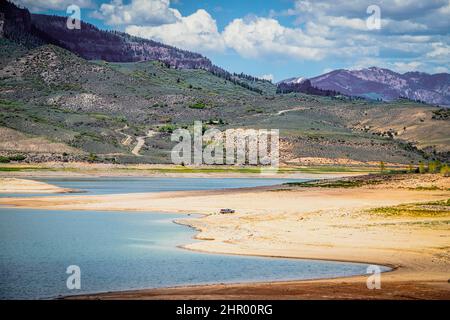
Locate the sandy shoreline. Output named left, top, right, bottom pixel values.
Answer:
left=0, top=178, right=77, bottom=194
left=1, top=173, right=449, bottom=299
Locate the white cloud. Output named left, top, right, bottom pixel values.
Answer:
left=426, top=42, right=450, bottom=59
left=94, top=0, right=180, bottom=26
left=433, top=66, right=449, bottom=73
left=13, top=0, right=93, bottom=11
left=222, top=17, right=329, bottom=60
left=350, top=59, right=426, bottom=74
left=323, top=16, right=367, bottom=31
left=92, top=0, right=448, bottom=74
left=392, top=61, right=423, bottom=73
left=126, top=9, right=225, bottom=53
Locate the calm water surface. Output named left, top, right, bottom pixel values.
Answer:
left=0, top=177, right=309, bottom=197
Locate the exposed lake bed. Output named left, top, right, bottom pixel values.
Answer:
left=0, top=174, right=449, bottom=299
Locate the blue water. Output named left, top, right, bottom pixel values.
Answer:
left=0, top=178, right=389, bottom=299
left=0, top=177, right=309, bottom=197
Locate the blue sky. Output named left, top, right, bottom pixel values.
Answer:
left=14, top=0, right=450, bottom=82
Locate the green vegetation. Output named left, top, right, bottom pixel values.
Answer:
left=189, top=102, right=207, bottom=109
left=7, top=154, right=26, bottom=161
left=379, top=161, right=385, bottom=173
left=419, top=161, right=426, bottom=174
left=409, top=185, right=442, bottom=191
left=283, top=174, right=390, bottom=188
left=0, top=155, right=27, bottom=163
left=285, top=180, right=366, bottom=188
left=369, top=199, right=450, bottom=217
left=88, top=153, right=98, bottom=162
left=158, top=124, right=177, bottom=133
left=414, top=160, right=448, bottom=176
left=441, top=164, right=449, bottom=176
left=0, top=156, right=10, bottom=163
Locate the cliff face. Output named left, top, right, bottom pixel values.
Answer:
left=30, top=14, right=214, bottom=69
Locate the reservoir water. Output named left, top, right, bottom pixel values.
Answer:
left=0, top=177, right=388, bottom=299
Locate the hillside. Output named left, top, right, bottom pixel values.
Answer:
left=0, top=39, right=448, bottom=165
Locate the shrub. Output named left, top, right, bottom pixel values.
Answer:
left=8, top=154, right=26, bottom=161
left=88, top=153, right=98, bottom=162
left=0, top=156, right=10, bottom=163
left=158, top=124, right=177, bottom=133
left=189, top=102, right=206, bottom=109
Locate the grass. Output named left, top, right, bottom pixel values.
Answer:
left=284, top=180, right=366, bottom=188
left=369, top=199, right=450, bottom=217
left=408, top=186, right=445, bottom=191
left=0, top=166, right=47, bottom=171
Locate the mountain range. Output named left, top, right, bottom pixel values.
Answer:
left=279, top=67, right=450, bottom=106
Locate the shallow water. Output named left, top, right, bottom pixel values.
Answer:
left=0, top=177, right=389, bottom=299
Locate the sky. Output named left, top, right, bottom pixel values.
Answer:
left=13, top=0, right=450, bottom=82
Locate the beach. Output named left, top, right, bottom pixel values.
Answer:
left=1, top=172, right=449, bottom=299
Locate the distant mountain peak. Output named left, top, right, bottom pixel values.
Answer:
left=309, top=67, right=450, bottom=106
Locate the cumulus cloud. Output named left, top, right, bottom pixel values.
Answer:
left=93, top=0, right=180, bottom=26
left=126, top=9, right=225, bottom=53
left=392, top=61, right=423, bottom=73
left=426, top=42, right=450, bottom=59
left=222, top=17, right=330, bottom=60
left=13, top=0, right=93, bottom=11
left=89, top=0, right=448, bottom=74
left=271, top=0, right=450, bottom=73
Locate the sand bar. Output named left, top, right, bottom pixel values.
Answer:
left=0, top=178, right=77, bottom=194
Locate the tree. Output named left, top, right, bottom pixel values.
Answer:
left=440, top=164, right=449, bottom=176
left=419, top=161, right=426, bottom=174
left=379, top=161, right=385, bottom=173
